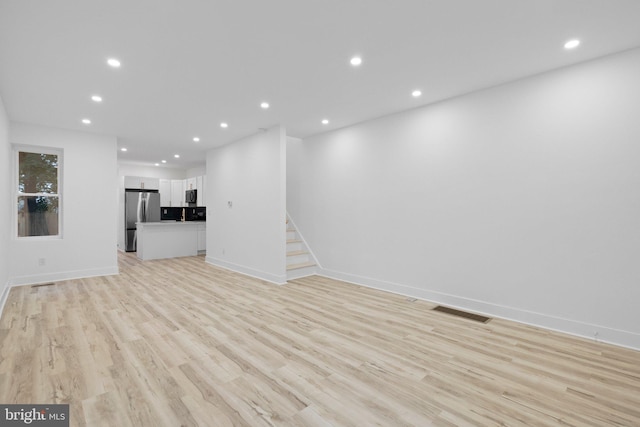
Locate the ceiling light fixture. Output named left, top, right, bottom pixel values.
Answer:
left=82, top=118, right=91, bottom=125
left=193, top=137, right=200, bottom=142
left=107, top=58, right=121, bottom=68
left=120, top=148, right=127, bottom=152
left=412, top=90, right=422, bottom=97
left=220, top=122, right=228, bottom=128
left=322, top=119, right=329, bottom=125
left=91, top=95, right=102, bottom=102
left=161, top=160, right=167, bottom=163
left=350, top=56, right=362, bottom=66
left=564, top=39, right=580, bottom=49
left=260, top=102, right=270, bottom=109
left=154, top=163, right=159, bottom=166
left=174, top=154, right=180, bottom=158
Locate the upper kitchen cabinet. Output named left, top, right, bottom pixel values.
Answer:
left=196, top=175, right=206, bottom=207
left=171, top=179, right=185, bottom=207
left=159, top=179, right=171, bottom=206
left=186, top=177, right=197, bottom=191
left=124, top=176, right=159, bottom=190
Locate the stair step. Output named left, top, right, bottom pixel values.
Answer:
left=286, top=228, right=296, bottom=232
left=287, top=250, right=308, bottom=257
left=287, top=261, right=316, bottom=271
left=287, top=239, right=302, bottom=244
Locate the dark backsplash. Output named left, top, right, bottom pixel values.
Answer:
left=161, top=206, right=206, bottom=221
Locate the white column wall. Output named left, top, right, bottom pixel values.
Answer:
left=288, top=48, right=640, bottom=349
left=0, top=94, right=10, bottom=304
left=206, top=126, right=286, bottom=284
left=9, top=123, right=119, bottom=285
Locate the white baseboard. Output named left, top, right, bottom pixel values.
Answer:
left=0, top=283, right=10, bottom=320
left=205, top=256, right=287, bottom=285
left=8, top=266, right=119, bottom=287
left=286, top=265, right=318, bottom=281
left=318, top=267, right=640, bottom=351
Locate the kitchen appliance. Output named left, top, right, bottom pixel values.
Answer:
left=125, top=189, right=160, bottom=252
left=160, top=206, right=206, bottom=221
left=185, top=189, right=197, bottom=206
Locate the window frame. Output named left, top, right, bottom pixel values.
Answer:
left=14, top=145, right=64, bottom=240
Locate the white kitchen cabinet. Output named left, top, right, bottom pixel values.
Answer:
left=170, top=179, right=185, bottom=207
left=123, top=176, right=140, bottom=189
left=196, top=175, right=205, bottom=206
left=159, top=179, right=171, bottom=206
left=197, top=223, right=206, bottom=252
left=186, top=177, right=196, bottom=191
left=136, top=222, right=206, bottom=259
left=124, top=176, right=159, bottom=190
left=144, top=178, right=159, bottom=190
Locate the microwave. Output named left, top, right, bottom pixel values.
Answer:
left=185, top=189, right=197, bottom=204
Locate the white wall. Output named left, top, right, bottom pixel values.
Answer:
left=117, top=163, right=206, bottom=181
left=117, top=162, right=187, bottom=180
left=0, top=94, right=10, bottom=304
left=289, top=48, right=640, bottom=350
left=286, top=136, right=303, bottom=220
left=186, top=166, right=206, bottom=178
left=206, top=126, right=287, bottom=284
left=9, top=123, right=119, bottom=285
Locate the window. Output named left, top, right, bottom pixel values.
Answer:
left=16, top=147, right=62, bottom=238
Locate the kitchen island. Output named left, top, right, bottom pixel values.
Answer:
left=136, top=221, right=206, bottom=260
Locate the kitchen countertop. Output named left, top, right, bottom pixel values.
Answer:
left=138, top=221, right=206, bottom=226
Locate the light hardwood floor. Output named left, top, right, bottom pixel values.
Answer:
left=1, top=253, right=639, bottom=426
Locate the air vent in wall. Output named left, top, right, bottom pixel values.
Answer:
left=31, top=282, right=54, bottom=288
left=432, top=305, right=491, bottom=323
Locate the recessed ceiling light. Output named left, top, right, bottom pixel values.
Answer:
left=412, top=90, right=422, bottom=97
left=193, top=137, right=200, bottom=142
left=174, top=154, right=180, bottom=158
left=260, top=102, right=270, bottom=109
left=220, top=122, right=228, bottom=128
left=81, top=118, right=91, bottom=125
left=564, top=39, right=580, bottom=49
left=322, top=119, right=329, bottom=125
left=154, top=163, right=159, bottom=166
left=161, top=160, right=167, bottom=163
left=107, top=58, right=121, bottom=68
left=120, top=147, right=127, bottom=152
left=350, top=56, right=362, bottom=66
left=91, top=95, right=102, bottom=102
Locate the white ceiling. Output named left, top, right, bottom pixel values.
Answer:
left=1, top=0, right=640, bottom=169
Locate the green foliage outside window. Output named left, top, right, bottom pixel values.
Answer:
left=17, top=151, right=60, bottom=237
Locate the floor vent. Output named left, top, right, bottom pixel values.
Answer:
left=432, top=305, right=491, bottom=323
left=31, top=282, right=55, bottom=288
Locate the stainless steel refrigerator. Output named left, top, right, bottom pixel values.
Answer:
left=125, top=190, right=160, bottom=252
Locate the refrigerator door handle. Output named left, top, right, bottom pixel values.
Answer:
left=142, top=193, right=147, bottom=222
left=137, top=193, right=143, bottom=223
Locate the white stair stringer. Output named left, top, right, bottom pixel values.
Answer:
left=286, top=214, right=319, bottom=281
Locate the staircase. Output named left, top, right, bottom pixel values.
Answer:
left=286, top=216, right=317, bottom=280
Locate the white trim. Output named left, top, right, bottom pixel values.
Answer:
left=286, top=213, right=322, bottom=269
left=13, top=145, right=64, bottom=239
left=205, top=256, right=287, bottom=285
left=8, top=266, right=119, bottom=287
left=0, top=284, right=10, bottom=320
left=318, top=267, right=640, bottom=351
left=286, top=265, right=318, bottom=281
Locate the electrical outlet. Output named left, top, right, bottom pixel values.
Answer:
left=38, top=258, right=46, bottom=266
